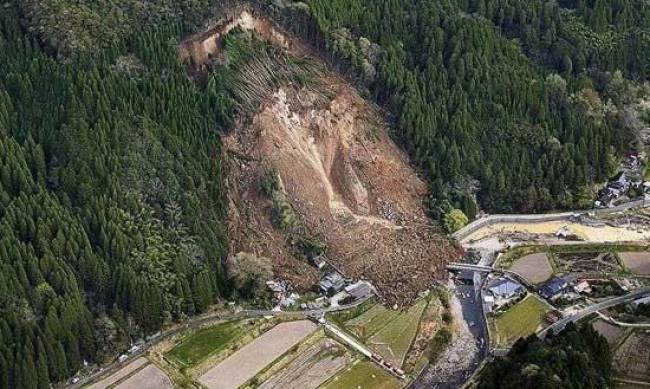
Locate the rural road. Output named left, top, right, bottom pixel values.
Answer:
left=537, top=287, right=650, bottom=338
left=596, top=311, right=650, bottom=328
left=66, top=298, right=370, bottom=389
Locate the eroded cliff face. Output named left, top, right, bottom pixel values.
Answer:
left=225, top=77, right=460, bottom=305
left=179, top=9, right=297, bottom=67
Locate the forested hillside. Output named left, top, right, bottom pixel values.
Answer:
left=474, top=323, right=612, bottom=388
left=296, top=0, right=649, bottom=217
left=0, top=3, right=233, bottom=387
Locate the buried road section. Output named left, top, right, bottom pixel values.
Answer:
left=198, top=320, right=318, bottom=389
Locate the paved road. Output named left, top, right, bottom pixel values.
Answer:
left=537, top=287, right=650, bottom=338
left=66, top=298, right=370, bottom=389
left=596, top=311, right=650, bottom=328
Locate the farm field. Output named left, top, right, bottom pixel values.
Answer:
left=613, top=331, right=650, bottom=382
left=509, top=253, right=553, bottom=284
left=621, top=252, right=650, bottom=275
left=86, top=358, right=149, bottom=389
left=491, top=295, right=549, bottom=347
left=167, top=319, right=254, bottom=367
left=198, top=320, right=317, bottom=389
left=367, top=299, right=427, bottom=366
left=258, top=338, right=350, bottom=389
left=326, top=299, right=376, bottom=326
left=114, top=364, right=173, bottom=389
left=321, top=359, right=401, bottom=389
left=555, top=251, right=622, bottom=274
left=592, top=319, right=626, bottom=346
left=344, top=304, right=401, bottom=340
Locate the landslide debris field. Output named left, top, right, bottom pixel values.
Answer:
left=185, top=8, right=460, bottom=305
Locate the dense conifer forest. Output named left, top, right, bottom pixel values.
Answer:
left=0, top=3, right=234, bottom=387
left=299, top=0, right=649, bottom=217
left=475, top=323, right=612, bottom=388
left=0, top=0, right=648, bottom=387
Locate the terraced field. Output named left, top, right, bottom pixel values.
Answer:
left=321, top=360, right=401, bottom=389
left=167, top=319, right=255, bottom=367
left=367, top=300, right=428, bottom=366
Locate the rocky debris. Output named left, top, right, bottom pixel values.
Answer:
left=225, top=77, right=459, bottom=307
left=412, top=291, right=480, bottom=389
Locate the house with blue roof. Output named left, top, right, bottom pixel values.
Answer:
left=539, top=277, right=568, bottom=300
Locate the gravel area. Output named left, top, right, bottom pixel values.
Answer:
left=411, top=286, right=480, bottom=389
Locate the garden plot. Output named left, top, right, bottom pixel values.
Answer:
left=510, top=253, right=553, bottom=284
left=621, top=251, right=650, bottom=275
left=258, top=338, right=350, bottom=389
left=613, top=331, right=650, bottom=382
left=555, top=251, right=622, bottom=274
left=198, top=320, right=317, bottom=389
left=114, top=364, right=173, bottom=389
left=592, top=319, right=625, bottom=346
left=490, top=295, right=549, bottom=347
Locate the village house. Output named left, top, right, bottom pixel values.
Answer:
left=319, top=271, right=346, bottom=296
left=573, top=280, right=592, bottom=294
left=539, top=277, right=568, bottom=300
left=344, top=281, right=373, bottom=300
left=486, top=278, right=524, bottom=309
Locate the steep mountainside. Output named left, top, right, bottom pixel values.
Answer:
left=178, top=9, right=460, bottom=305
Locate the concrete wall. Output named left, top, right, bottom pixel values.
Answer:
left=453, top=198, right=648, bottom=242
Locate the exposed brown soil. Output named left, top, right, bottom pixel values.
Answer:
left=179, top=8, right=305, bottom=71
left=187, top=7, right=460, bottom=306
left=225, top=78, right=459, bottom=305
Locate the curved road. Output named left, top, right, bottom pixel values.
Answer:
left=537, top=287, right=650, bottom=338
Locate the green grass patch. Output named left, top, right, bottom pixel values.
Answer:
left=368, top=299, right=427, bottom=366
left=492, top=295, right=549, bottom=347
left=166, top=319, right=250, bottom=367
left=322, top=360, right=401, bottom=389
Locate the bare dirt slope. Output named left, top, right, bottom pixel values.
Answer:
left=186, top=7, right=460, bottom=305
left=225, top=74, right=460, bottom=305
